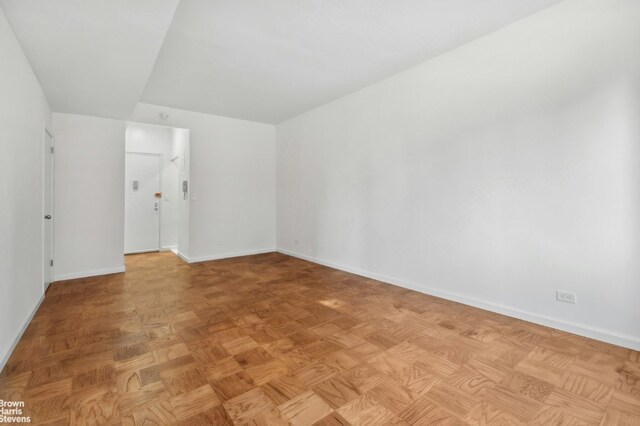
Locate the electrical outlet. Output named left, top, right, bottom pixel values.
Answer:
left=556, top=290, right=576, bottom=304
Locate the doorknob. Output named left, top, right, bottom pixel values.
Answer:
left=44, top=215, right=52, bottom=219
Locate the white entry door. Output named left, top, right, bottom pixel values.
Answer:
left=43, top=129, right=54, bottom=290
left=125, top=153, right=161, bottom=254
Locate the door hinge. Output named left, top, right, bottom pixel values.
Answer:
left=50, top=146, right=54, bottom=154
left=50, top=259, right=54, bottom=267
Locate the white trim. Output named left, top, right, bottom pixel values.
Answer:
left=0, top=293, right=45, bottom=372
left=277, top=248, right=640, bottom=351
left=186, top=248, right=275, bottom=264
left=126, top=120, right=189, bottom=132
left=174, top=250, right=190, bottom=263
left=54, top=266, right=126, bottom=281
left=125, top=248, right=160, bottom=255
left=42, top=124, right=55, bottom=293
left=161, top=245, right=178, bottom=252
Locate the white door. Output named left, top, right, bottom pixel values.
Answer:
left=43, top=129, right=54, bottom=290
left=125, top=153, right=161, bottom=254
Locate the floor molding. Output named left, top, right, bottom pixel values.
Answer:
left=125, top=249, right=157, bottom=255
left=53, top=265, right=126, bottom=282
left=187, top=248, right=276, bottom=264
left=0, top=293, right=45, bottom=372
left=277, top=248, right=640, bottom=351
left=174, top=250, right=190, bottom=263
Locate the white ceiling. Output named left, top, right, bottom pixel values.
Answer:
left=0, top=0, right=180, bottom=119
left=142, top=0, right=562, bottom=123
left=1, top=0, right=562, bottom=123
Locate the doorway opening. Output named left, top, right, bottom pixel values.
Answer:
left=124, top=122, right=190, bottom=259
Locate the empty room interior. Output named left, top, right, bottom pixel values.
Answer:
left=1, top=0, right=639, bottom=424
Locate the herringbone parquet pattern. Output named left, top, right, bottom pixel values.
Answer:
left=1, top=252, right=639, bottom=425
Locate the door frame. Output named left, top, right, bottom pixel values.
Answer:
left=42, top=125, right=54, bottom=291
left=124, top=151, right=163, bottom=254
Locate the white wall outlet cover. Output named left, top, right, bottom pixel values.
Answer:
left=556, top=290, right=577, bottom=304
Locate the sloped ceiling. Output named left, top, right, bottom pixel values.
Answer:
left=142, top=0, right=562, bottom=123
left=1, top=0, right=562, bottom=123
left=0, top=0, right=180, bottom=119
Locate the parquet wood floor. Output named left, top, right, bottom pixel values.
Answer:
left=1, top=252, right=639, bottom=425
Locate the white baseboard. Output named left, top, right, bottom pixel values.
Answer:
left=125, top=248, right=159, bottom=254
left=0, top=293, right=45, bottom=372
left=54, top=265, right=126, bottom=282
left=161, top=245, right=178, bottom=252
left=175, top=250, right=190, bottom=263
left=277, top=248, right=640, bottom=351
left=187, top=248, right=275, bottom=264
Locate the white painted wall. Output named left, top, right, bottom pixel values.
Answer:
left=277, top=0, right=640, bottom=349
left=0, top=6, right=51, bottom=368
left=131, top=104, right=276, bottom=262
left=52, top=105, right=273, bottom=279
left=53, top=113, right=126, bottom=280
left=126, top=123, right=179, bottom=250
